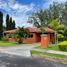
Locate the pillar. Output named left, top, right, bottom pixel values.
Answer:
left=41, top=34, right=49, bottom=48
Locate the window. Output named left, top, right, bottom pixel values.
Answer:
left=4, top=33, right=6, bottom=36
left=28, top=34, right=33, bottom=38
left=8, top=34, right=13, bottom=38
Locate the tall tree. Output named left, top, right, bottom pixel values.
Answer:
left=12, top=20, right=15, bottom=29
left=62, top=2, right=67, bottom=26
left=34, top=10, right=48, bottom=26
left=0, top=11, right=3, bottom=39
left=9, top=17, right=13, bottom=30
left=6, top=14, right=10, bottom=30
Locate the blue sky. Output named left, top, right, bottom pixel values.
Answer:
left=0, top=0, right=67, bottom=27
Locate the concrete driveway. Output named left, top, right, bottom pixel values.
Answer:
left=0, top=43, right=40, bottom=57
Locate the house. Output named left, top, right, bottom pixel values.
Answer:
left=3, top=27, right=55, bottom=43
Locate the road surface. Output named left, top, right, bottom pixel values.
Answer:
left=0, top=53, right=67, bottom=67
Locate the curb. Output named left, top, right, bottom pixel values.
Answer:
left=32, top=54, right=67, bottom=64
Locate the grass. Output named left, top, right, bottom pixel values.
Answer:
left=36, top=44, right=60, bottom=51
left=0, top=41, right=16, bottom=47
left=31, top=50, right=67, bottom=59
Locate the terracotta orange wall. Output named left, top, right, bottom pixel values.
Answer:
left=46, top=33, right=55, bottom=43
left=4, top=33, right=55, bottom=43
left=23, top=33, right=39, bottom=43
left=41, top=34, right=49, bottom=48
left=8, top=38, right=15, bottom=42
left=50, top=33, right=55, bottom=43
left=4, top=33, right=40, bottom=43
left=48, top=33, right=50, bottom=42
left=51, top=34, right=55, bottom=43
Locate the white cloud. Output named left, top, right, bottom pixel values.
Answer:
left=0, top=0, right=35, bottom=27
left=1, top=0, right=66, bottom=27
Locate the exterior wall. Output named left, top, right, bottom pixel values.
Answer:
left=8, top=38, right=15, bottom=42
left=4, top=32, right=55, bottom=43
left=4, top=32, right=40, bottom=43
left=46, top=33, right=55, bottom=44
left=4, top=33, right=15, bottom=42
left=23, top=33, right=40, bottom=43
left=50, top=33, right=55, bottom=43
left=48, top=33, right=50, bottom=42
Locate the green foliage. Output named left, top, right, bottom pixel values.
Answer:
left=57, top=34, right=64, bottom=38
left=49, top=19, right=60, bottom=31
left=12, top=20, right=15, bottom=29
left=6, top=14, right=16, bottom=30
left=14, top=27, right=29, bottom=44
left=1, top=37, right=8, bottom=42
left=0, top=11, right=3, bottom=39
left=29, top=1, right=67, bottom=27
left=57, top=34, right=64, bottom=41
left=28, top=16, right=41, bottom=28
left=58, top=41, right=67, bottom=51
left=6, top=14, right=10, bottom=30
left=64, top=27, right=67, bottom=36
left=40, top=27, right=46, bottom=34
left=63, top=27, right=67, bottom=40
left=10, top=17, right=13, bottom=30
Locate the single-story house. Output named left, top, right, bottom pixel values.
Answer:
left=3, top=27, right=55, bottom=43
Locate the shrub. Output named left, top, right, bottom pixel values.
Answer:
left=57, top=34, right=64, bottom=42
left=58, top=41, right=67, bottom=51
left=1, top=37, right=8, bottom=42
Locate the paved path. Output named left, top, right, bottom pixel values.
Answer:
left=0, top=43, right=67, bottom=57
left=0, top=43, right=40, bottom=57
left=0, top=53, right=67, bottom=67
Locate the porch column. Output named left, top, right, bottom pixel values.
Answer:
left=41, top=34, right=49, bottom=48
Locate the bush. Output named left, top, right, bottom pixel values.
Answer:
left=58, top=41, right=67, bottom=51
left=1, top=37, right=8, bottom=42
left=57, top=34, right=64, bottom=42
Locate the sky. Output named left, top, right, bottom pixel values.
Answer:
left=0, top=0, right=67, bottom=27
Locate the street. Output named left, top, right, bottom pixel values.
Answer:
left=0, top=53, right=67, bottom=67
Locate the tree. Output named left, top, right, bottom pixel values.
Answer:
left=3, top=26, right=6, bottom=31
left=6, top=15, right=16, bottom=30
left=49, top=19, right=64, bottom=42
left=62, top=2, right=67, bottom=26
left=28, top=16, right=41, bottom=28
left=64, top=27, right=67, bottom=40
left=12, top=20, right=15, bottom=29
left=6, top=14, right=10, bottom=30
left=14, top=27, right=29, bottom=44
left=31, top=10, right=48, bottom=27
left=49, top=19, right=60, bottom=31
left=9, top=17, right=13, bottom=30
left=0, top=11, right=3, bottom=39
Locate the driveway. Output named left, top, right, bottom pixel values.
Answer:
left=0, top=53, right=67, bottom=67
left=0, top=43, right=40, bottom=57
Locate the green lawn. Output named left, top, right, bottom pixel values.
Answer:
left=31, top=50, right=67, bottom=59
left=36, top=44, right=60, bottom=51
left=0, top=41, right=16, bottom=47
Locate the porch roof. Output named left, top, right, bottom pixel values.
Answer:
left=26, top=27, right=55, bottom=33
left=4, top=27, right=55, bottom=33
